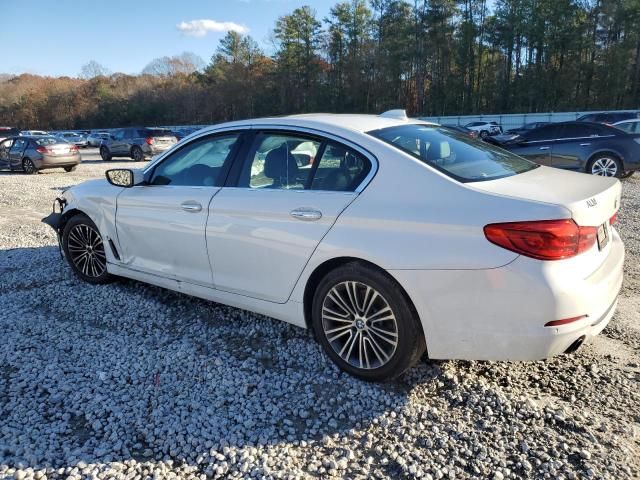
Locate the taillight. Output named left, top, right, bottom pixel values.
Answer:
left=145, top=137, right=154, bottom=145
left=70, top=145, right=79, bottom=152
left=36, top=146, right=47, bottom=154
left=609, top=212, right=617, bottom=225
left=484, top=219, right=597, bottom=260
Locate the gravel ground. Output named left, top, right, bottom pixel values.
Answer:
left=0, top=151, right=638, bottom=480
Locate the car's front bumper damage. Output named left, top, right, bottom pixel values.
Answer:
left=41, top=197, right=67, bottom=257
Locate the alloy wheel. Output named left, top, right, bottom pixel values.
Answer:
left=321, top=281, right=398, bottom=370
left=23, top=159, right=35, bottom=174
left=591, top=157, right=618, bottom=177
left=67, top=224, right=107, bottom=278
left=133, top=148, right=143, bottom=162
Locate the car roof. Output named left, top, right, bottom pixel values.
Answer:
left=198, top=113, right=436, bottom=137
left=614, top=118, right=640, bottom=124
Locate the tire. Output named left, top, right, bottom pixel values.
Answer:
left=131, top=146, right=144, bottom=162
left=62, top=214, right=113, bottom=284
left=100, top=147, right=112, bottom=161
left=64, top=166, right=77, bottom=173
left=621, top=171, right=634, bottom=179
left=587, top=154, right=623, bottom=177
left=479, top=130, right=489, bottom=138
left=22, top=158, right=37, bottom=175
left=311, top=262, right=426, bottom=381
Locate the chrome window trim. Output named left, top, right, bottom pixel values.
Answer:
left=144, top=123, right=379, bottom=194
left=521, top=134, right=616, bottom=144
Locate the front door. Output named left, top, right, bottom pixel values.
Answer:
left=207, top=131, right=373, bottom=303
left=0, top=139, right=13, bottom=169
left=8, top=138, right=28, bottom=169
left=114, top=132, right=243, bottom=285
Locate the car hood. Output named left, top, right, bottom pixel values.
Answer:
left=469, top=166, right=621, bottom=226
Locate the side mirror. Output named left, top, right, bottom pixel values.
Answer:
left=105, top=168, right=144, bottom=188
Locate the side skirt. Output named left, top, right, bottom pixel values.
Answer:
left=107, top=263, right=307, bottom=328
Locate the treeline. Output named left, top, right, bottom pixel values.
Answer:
left=1, top=0, right=640, bottom=130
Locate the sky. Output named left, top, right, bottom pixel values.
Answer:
left=1, top=0, right=333, bottom=77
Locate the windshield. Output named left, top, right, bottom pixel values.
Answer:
left=368, top=124, right=538, bottom=182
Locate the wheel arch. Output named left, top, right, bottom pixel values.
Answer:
left=586, top=149, right=625, bottom=171
left=301, top=256, right=424, bottom=340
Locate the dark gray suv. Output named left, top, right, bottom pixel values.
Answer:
left=488, top=121, right=640, bottom=177
left=100, top=128, right=177, bottom=162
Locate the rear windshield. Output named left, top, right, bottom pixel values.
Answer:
left=368, top=124, right=538, bottom=182
left=35, top=137, right=61, bottom=146
left=145, top=128, right=173, bottom=137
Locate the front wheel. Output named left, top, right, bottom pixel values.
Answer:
left=479, top=130, right=489, bottom=138
left=588, top=154, right=622, bottom=177
left=312, top=262, right=426, bottom=381
left=62, top=214, right=113, bottom=284
left=100, top=147, right=112, bottom=161
left=23, top=158, right=37, bottom=174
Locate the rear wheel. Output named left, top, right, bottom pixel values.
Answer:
left=64, top=166, right=77, bottom=173
left=100, top=147, right=112, bottom=161
left=479, top=130, right=489, bottom=138
left=588, top=154, right=622, bottom=177
left=312, top=262, right=425, bottom=381
left=131, top=146, right=144, bottom=162
left=62, top=214, right=113, bottom=284
left=22, top=158, right=37, bottom=174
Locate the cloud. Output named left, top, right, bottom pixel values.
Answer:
left=176, top=19, right=249, bottom=37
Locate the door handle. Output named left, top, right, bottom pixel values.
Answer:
left=539, top=146, right=550, bottom=150
left=181, top=201, right=202, bottom=212
left=290, top=208, right=322, bottom=221
left=580, top=143, right=591, bottom=146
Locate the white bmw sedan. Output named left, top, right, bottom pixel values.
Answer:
left=43, top=111, right=624, bottom=381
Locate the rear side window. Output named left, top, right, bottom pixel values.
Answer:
left=521, top=124, right=562, bottom=141
left=310, top=142, right=371, bottom=191
left=35, top=137, right=59, bottom=146
left=368, top=124, right=537, bottom=182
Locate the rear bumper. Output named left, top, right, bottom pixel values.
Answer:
left=36, top=154, right=81, bottom=169
left=391, top=228, right=624, bottom=361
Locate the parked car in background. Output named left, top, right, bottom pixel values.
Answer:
left=56, top=132, right=89, bottom=148
left=20, top=130, right=48, bottom=136
left=577, top=111, right=639, bottom=125
left=87, top=132, right=111, bottom=147
left=0, top=127, right=20, bottom=142
left=441, top=124, right=479, bottom=138
left=487, top=121, right=640, bottom=177
left=464, top=121, right=502, bottom=138
left=43, top=113, right=623, bottom=381
left=0, top=135, right=80, bottom=173
left=613, top=119, right=640, bottom=134
left=99, top=128, right=178, bottom=161
left=505, top=122, right=550, bottom=136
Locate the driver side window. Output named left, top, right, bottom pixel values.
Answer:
left=150, top=133, right=240, bottom=186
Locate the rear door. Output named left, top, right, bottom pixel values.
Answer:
left=110, top=129, right=127, bottom=154
left=115, top=131, right=244, bottom=285
left=507, top=124, right=562, bottom=166
left=551, top=123, right=611, bottom=170
left=206, top=129, right=374, bottom=303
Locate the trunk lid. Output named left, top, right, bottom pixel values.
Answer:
left=470, top=166, right=620, bottom=227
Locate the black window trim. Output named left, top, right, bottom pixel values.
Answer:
left=223, top=126, right=378, bottom=193
left=143, top=130, right=247, bottom=188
